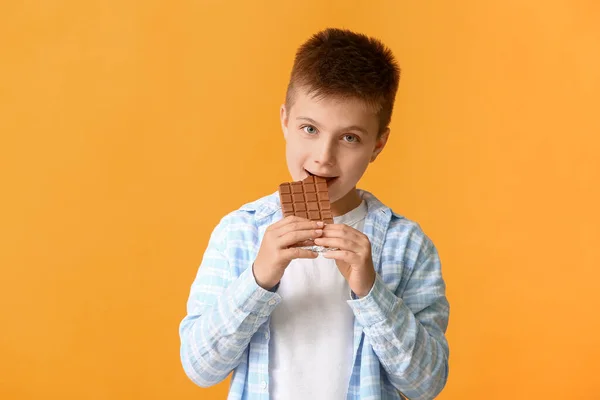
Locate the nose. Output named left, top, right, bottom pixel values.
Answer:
left=312, top=138, right=336, bottom=167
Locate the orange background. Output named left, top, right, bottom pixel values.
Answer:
left=1, top=1, right=599, bottom=399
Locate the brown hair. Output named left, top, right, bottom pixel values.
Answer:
left=285, top=28, right=401, bottom=135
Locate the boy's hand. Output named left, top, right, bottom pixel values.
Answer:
left=253, top=216, right=323, bottom=290
left=313, top=224, right=376, bottom=298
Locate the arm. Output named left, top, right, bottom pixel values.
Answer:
left=347, top=232, right=450, bottom=400
left=178, top=216, right=281, bottom=387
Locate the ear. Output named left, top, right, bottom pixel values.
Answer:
left=280, top=104, right=289, bottom=140
left=370, top=128, right=390, bottom=162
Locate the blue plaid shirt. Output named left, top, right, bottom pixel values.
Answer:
left=179, top=189, right=450, bottom=399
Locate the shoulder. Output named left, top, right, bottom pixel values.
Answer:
left=361, top=189, right=435, bottom=252
left=362, top=191, right=441, bottom=288
left=389, top=214, right=432, bottom=245
left=237, top=191, right=280, bottom=217
left=211, top=191, right=280, bottom=240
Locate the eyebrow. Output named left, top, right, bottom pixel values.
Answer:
left=297, top=116, right=369, bottom=136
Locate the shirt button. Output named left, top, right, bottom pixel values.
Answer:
left=268, top=299, right=276, bottom=306
left=264, top=331, right=270, bottom=340
left=261, top=381, right=268, bottom=390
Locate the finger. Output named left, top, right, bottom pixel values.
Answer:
left=313, top=237, right=359, bottom=251
left=323, top=224, right=365, bottom=241
left=275, top=219, right=324, bottom=237
left=269, top=215, right=310, bottom=230
left=321, top=228, right=369, bottom=251
left=281, top=247, right=319, bottom=261
left=322, top=250, right=360, bottom=264
left=325, top=224, right=355, bottom=231
left=280, top=228, right=323, bottom=248
left=320, top=228, right=363, bottom=242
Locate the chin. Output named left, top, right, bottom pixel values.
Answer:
left=327, top=185, right=346, bottom=204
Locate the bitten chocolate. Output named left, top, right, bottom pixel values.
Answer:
left=278, top=175, right=334, bottom=223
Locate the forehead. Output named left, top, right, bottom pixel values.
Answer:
left=289, top=88, right=379, bottom=133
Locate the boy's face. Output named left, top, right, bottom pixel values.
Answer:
left=280, top=87, right=389, bottom=216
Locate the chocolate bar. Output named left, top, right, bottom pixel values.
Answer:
left=278, top=175, right=336, bottom=252
left=279, top=175, right=334, bottom=223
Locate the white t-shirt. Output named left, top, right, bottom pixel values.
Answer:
left=269, top=199, right=368, bottom=400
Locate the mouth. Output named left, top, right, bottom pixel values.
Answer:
left=305, top=169, right=338, bottom=185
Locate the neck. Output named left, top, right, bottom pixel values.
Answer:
left=330, top=188, right=362, bottom=217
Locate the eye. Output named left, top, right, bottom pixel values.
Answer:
left=302, top=125, right=318, bottom=135
left=343, top=134, right=359, bottom=143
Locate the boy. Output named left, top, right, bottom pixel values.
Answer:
left=179, top=28, right=450, bottom=400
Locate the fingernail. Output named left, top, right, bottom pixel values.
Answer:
left=315, top=229, right=323, bottom=235
left=316, top=221, right=324, bottom=227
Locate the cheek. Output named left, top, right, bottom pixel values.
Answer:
left=344, top=153, right=371, bottom=176
left=285, top=141, right=306, bottom=168
left=288, top=136, right=309, bottom=158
